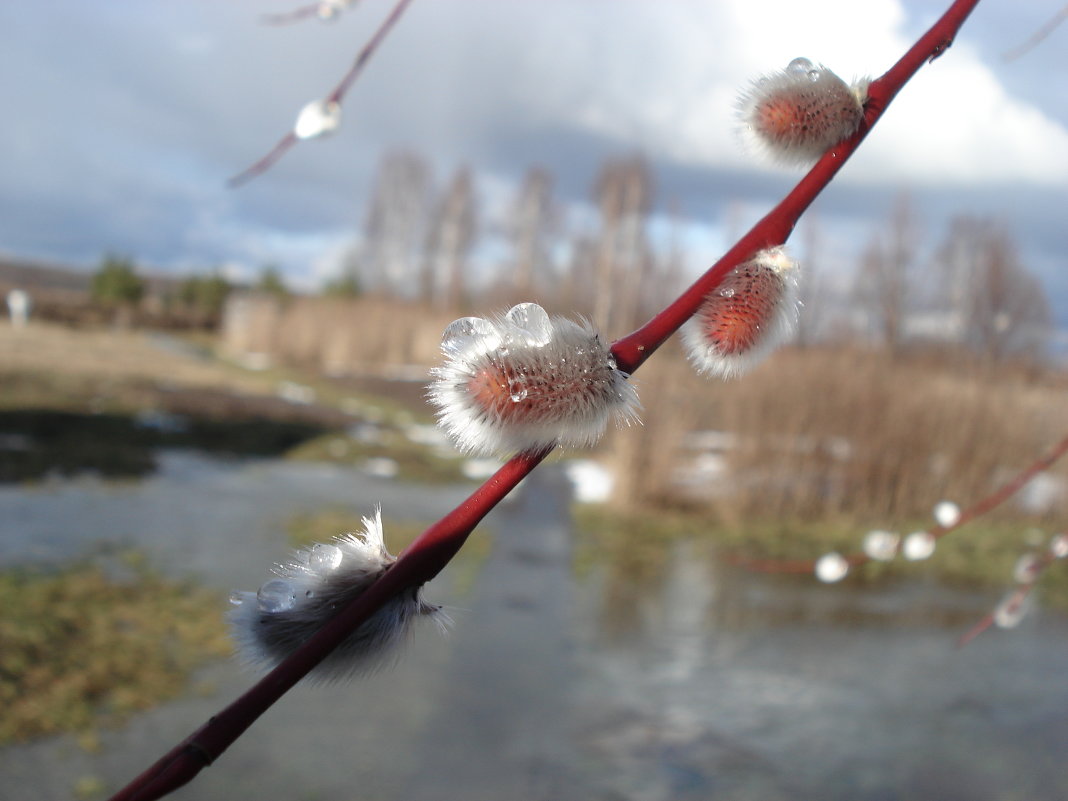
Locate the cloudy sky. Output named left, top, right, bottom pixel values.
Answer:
left=2, top=0, right=1066, bottom=328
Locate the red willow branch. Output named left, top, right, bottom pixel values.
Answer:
left=1002, top=2, right=1068, bottom=62
left=109, top=1, right=981, bottom=799
left=957, top=531, right=1066, bottom=646
left=260, top=4, right=325, bottom=26
left=612, top=0, right=979, bottom=374
left=730, top=433, right=1068, bottom=575
left=228, top=0, right=414, bottom=188
left=109, top=448, right=550, bottom=801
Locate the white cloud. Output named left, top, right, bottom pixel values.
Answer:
left=501, top=0, right=1068, bottom=185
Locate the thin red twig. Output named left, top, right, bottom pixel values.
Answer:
left=260, top=4, right=324, bottom=26
left=1002, top=2, right=1068, bottom=62
left=957, top=534, right=1065, bottom=647
left=108, top=448, right=549, bottom=801
left=109, top=2, right=982, bottom=799
left=730, top=434, right=1068, bottom=574
left=229, top=0, right=414, bottom=188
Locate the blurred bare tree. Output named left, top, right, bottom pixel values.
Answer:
left=422, top=166, right=478, bottom=309
left=359, top=150, right=432, bottom=297
left=591, top=156, right=654, bottom=334
left=507, top=167, right=558, bottom=300
left=852, top=193, right=919, bottom=354
left=937, top=217, right=1052, bottom=362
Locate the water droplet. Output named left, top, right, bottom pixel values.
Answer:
left=863, top=530, right=899, bottom=562
left=719, top=287, right=736, bottom=299
left=1013, top=553, right=1042, bottom=584
left=903, top=531, right=936, bottom=561
left=933, top=500, right=961, bottom=528
left=308, top=543, right=343, bottom=572
left=787, top=57, right=815, bottom=74
left=294, top=100, right=341, bottom=140
left=504, top=302, right=552, bottom=347
left=508, top=378, right=529, bottom=403
left=1050, top=533, right=1068, bottom=559
left=994, top=591, right=1030, bottom=629
left=815, top=552, right=849, bottom=583
left=441, top=317, right=501, bottom=357
left=257, top=578, right=297, bottom=613
left=228, top=591, right=245, bottom=606
left=807, top=69, right=822, bottom=82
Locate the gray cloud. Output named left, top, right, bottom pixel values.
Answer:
left=0, top=0, right=1064, bottom=328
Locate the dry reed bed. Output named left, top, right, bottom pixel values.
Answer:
left=220, top=295, right=1066, bottom=526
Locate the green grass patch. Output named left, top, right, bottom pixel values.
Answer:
left=285, top=430, right=469, bottom=484
left=573, top=504, right=1068, bottom=609
left=0, top=554, right=230, bottom=745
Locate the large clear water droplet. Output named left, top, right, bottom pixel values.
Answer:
left=933, top=500, right=961, bottom=528
left=815, top=552, right=849, bottom=583
left=863, top=530, right=899, bottom=562
left=257, top=578, right=297, bottom=613
left=508, top=378, right=529, bottom=403
left=994, top=591, right=1030, bottom=629
left=308, top=543, right=343, bottom=572
left=787, top=57, right=815, bottom=74
left=903, top=531, right=936, bottom=561
left=294, top=99, right=341, bottom=140
left=504, top=303, right=553, bottom=347
left=441, top=317, right=501, bottom=357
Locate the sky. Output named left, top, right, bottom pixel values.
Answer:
left=1, top=0, right=1066, bottom=330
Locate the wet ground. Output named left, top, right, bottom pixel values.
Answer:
left=2, top=454, right=1067, bottom=801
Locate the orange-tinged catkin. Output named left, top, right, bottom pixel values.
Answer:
left=740, top=58, right=867, bottom=166
left=682, top=248, right=800, bottom=379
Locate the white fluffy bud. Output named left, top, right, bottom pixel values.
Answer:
left=428, top=303, right=640, bottom=457
left=739, top=58, right=866, bottom=166
left=229, top=508, right=445, bottom=682
left=681, top=247, right=800, bottom=379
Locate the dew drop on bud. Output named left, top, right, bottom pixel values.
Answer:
left=294, top=100, right=341, bottom=140
left=508, top=377, right=529, bottom=403
left=257, top=578, right=297, bottom=613
left=932, top=500, right=961, bottom=528
left=903, top=531, right=936, bottom=561
left=993, top=591, right=1030, bottom=629
left=504, top=303, right=553, bottom=347
left=739, top=59, right=864, bottom=166
left=1050, top=533, right=1068, bottom=559
left=1013, top=553, right=1042, bottom=584
left=815, top=552, right=849, bottom=583
left=308, top=543, right=343, bottom=572
left=441, top=317, right=501, bottom=357
left=863, top=530, right=899, bottom=562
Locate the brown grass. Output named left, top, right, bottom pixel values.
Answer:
left=623, top=344, right=1068, bottom=530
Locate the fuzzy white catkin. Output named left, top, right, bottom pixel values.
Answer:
left=229, top=508, right=445, bottom=682
left=428, top=303, right=640, bottom=457
left=681, top=247, right=800, bottom=379
left=739, top=58, right=867, bottom=166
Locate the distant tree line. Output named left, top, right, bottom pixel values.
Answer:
left=338, top=150, right=1051, bottom=362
